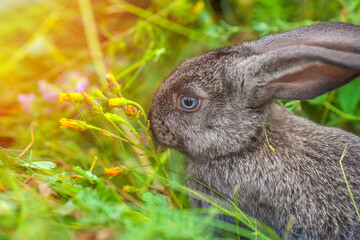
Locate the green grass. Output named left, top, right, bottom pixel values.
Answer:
left=1, top=0, right=360, bottom=239
left=339, top=146, right=360, bottom=222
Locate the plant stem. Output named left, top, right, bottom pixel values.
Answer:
left=320, top=91, right=335, bottom=125
left=102, top=115, right=150, bottom=154
left=323, top=102, right=360, bottom=121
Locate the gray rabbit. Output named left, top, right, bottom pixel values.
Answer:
left=148, top=22, right=360, bottom=239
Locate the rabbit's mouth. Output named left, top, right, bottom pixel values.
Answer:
left=148, top=110, right=178, bottom=148
left=150, top=121, right=177, bottom=148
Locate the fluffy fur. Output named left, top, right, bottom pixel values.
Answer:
left=149, top=22, right=360, bottom=239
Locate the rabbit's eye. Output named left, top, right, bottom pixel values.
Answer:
left=177, top=95, right=201, bottom=112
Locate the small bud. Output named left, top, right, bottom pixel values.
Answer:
left=106, top=72, right=121, bottom=95
left=122, top=185, right=135, bottom=193
left=92, top=89, right=104, bottom=98
left=106, top=72, right=116, bottom=82
left=109, top=98, right=127, bottom=107
left=99, top=129, right=114, bottom=137
left=59, top=93, right=86, bottom=103
left=59, top=118, right=89, bottom=131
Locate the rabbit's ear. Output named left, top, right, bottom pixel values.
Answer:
left=243, top=45, right=360, bottom=105
left=250, top=22, right=360, bottom=54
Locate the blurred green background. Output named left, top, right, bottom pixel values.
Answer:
left=2, top=0, right=360, bottom=143
left=1, top=0, right=360, bottom=239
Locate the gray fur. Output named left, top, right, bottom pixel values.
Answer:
left=148, top=22, right=360, bottom=239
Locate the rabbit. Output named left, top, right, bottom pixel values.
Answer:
left=148, top=22, right=360, bottom=239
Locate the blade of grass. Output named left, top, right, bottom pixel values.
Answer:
left=339, top=145, right=360, bottom=221
left=113, top=2, right=200, bottom=38
left=283, top=214, right=296, bottom=240
left=19, top=122, right=36, bottom=158
left=78, top=0, right=107, bottom=85
left=234, top=186, right=241, bottom=240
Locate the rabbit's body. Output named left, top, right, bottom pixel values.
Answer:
left=188, top=103, right=360, bottom=239
left=149, top=22, right=360, bottom=239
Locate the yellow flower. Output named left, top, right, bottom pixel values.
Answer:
left=58, top=93, right=86, bottom=103
left=0, top=183, right=5, bottom=192
left=59, top=118, right=88, bottom=131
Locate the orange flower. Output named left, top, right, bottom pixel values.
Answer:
left=0, top=183, right=5, bottom=192
left=59, top=118, right=88, bottom=131
left=104, top=166, right=127, bottom=179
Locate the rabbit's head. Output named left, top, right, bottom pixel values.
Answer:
left=149, top=46, right=267, bottom=160
left=149, top=22, right=360, bottom=160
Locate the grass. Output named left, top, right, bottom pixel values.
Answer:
left=339, top=145, right=360, bottom=222
left=1, top=0, right=360, bottom=239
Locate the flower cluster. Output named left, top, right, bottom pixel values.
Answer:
left=59, top=72, right=153, bottom=181
left=58, top=71, right=176, bottom=208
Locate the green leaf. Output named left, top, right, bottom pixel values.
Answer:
left=21, top=161, right=56, bottom=170
left=72, top=166, right=100, bottom=183
left=141, top=192, right=169, bottom=209
left=338, top=77, right=360, bottom=114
